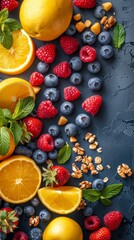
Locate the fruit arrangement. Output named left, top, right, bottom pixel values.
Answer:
left=0, top=0, right=132, bottom=240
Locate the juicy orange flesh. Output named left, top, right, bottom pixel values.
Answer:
left=0, top=160, right=40, bottom=201
left=0, top=30, right=31, bottom=69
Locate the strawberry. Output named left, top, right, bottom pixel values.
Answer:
left=89, top=227, right=111, bottom=240
left=0, top=0, right=19, bottom=12
left=36, top=44, right=56, bottom=63
left=74, top=0, right=96, bottom=8
left=80, top=45, right=96, bottom=62
left=60, top=36, right=79, bottom=55
left=22, top=116, right=43, bottom=139
left=84, top=215, right=101, bottom=231
left=37, top=100, right=58, bottom=119
left=53, top=61, right=72, bottom=78
left=82, top=95, right=102, bottom=116
left=42, top=164, right=70, bottom=187
left=37, top=134, right=54, bottom=152
left=13, top=231, right=28, bottom=240
left=29, top=72, right=44, bottom=86
left=64, top=86, right=81, bottom=101
left=104, top=211, right=123, bottom=231
left=0, top=208, right=19, bottom=234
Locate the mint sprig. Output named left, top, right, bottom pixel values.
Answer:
left=0, top=126, right=10, bottom=156
left=0, top=9, right=21, bottom=49
left=113, top=23, right=126, bottom=49
left=83, top=183, right=123, bottom=206
left=12, top=97, right=35, bottom=120
left=57, top=143, right=72, bottom=164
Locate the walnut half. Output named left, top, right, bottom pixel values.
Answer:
left=117, top=163, right=133, bottom=178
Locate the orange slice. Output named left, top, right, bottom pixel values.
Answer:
left=0, top=155, right=42, bottom=204
left=38, top=186, right=82, bottom=214
left=0, top=77, right=35, bottom=112
left=0, top=29, right=35, bottom=75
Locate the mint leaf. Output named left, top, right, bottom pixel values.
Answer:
left=100, top=197, right=112, bottom=206
left=0, top=9, right=8, bottom=23
left=10, top=121, right=22, bottom=145
left=3, top=109, right=12, bottom=119
left=83, top=189, right=101, bottom=202
left=0, top=25, right=13, bottom=49
left=57, top=143, right=72, bottom=164
left=0, top=126, right=10, bottom=156
left=113, top=23, right=126, bottom=49
left=5, top=18, right=21, bottom=31
left=12, top=97, right=35, bottom=120
left=101, top=183, right=123, bottom=199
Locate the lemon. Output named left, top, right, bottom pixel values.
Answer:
left=43, top=217, right=83, bottom=240
left=19, top=0, right=73, bottom=41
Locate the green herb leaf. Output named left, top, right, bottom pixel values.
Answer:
left=0, top=126, right=10, bottom=156
left=101, top=183, right=123, bottom=199
left=113, top=23, right=126, bottom=49
left=0, top=9, right=8, bottom=23
left=5, top=18, right=21, bottom=32
left=83, top=189, right=101, bottom=202
left=3, top=109, right=12, bottom=119
left=12, top=97, right=35, bottom=120
left=10, top=121, right=23, bottom=145
left=0, top=25, right=13, bottom=49
left=57, top=143, right=72, bottom=164
left=100, top=197, right=112, bottom=206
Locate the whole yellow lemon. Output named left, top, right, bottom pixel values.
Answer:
left=19, top=0, right=73, bottom=41
left=43, top=217, right=83, bottom=240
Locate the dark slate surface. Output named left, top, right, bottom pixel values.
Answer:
left=0, top=0, right=134, bottom=239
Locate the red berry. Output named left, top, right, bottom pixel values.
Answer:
left=74, top=0, right=96, bottom=8
left=82, top=95, right=102, bottom=116
left=60, top=36, right=79, bottom=55
left=53, top=61, right=72, bottom=78
left=104, top=211, right=123, bottom=231
left=36, top=44, right=56, bottom=63
left=89, top=227, right=111, bottom=240
left=80, top=45, right=96, bottom=62
left=0, top=0, right=19, bottom=12
left=22, top=116, right=43, bottom=139
left=13, top=231, right=28, bottom=240
left=37, top=100, right=58, bottom=119
left=37, top=134, right=54, bottom=152
left=84, top=215, right=101, bottom=231
left=29, top=72, right=44, bottom=86
left=64, top=86, right=81, bottom=101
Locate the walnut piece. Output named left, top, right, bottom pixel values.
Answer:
left=29, top=216, right=40, bottom=227
left=77, top=199, right=87, bottom=210
left=89, top=141, right=98, bottom=150
left=96, top=164, right=104, bottom=171
left=97, top=147, right=103, bottom=153
left=79, top=181, right=92, bottom=189
left=82, top=155, right=93, bottom=164
left=103, top=177, right=109, bottom=183
left=101, top=15, right=116, bottom=30
left=117, top=163, right=133, bottom=178
left=72, top=142, right=85, bottom=155
left=94, top=156, right=102, bottom=164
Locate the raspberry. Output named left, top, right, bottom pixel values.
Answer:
left=80, top=45, right=96, bottom=62
left=37, top=134, right=54, bottom=152
left=29, top=72, right=44, bottom=86
left=0, top=0, right=19, bottom=12
left=60, top=36, right=79, bottom=55
left=13, top=231, right=28, bottom=240
left=64, top=86, right=81, bottom=101
left=37, top=100, right=58, bottom=119
left=82, top=95, right=102, bottom=116
left=36, top=44, right=56, bottom=63
left=104, top=211, right=123, bottom=231
left=53, top=61, right=72, bottom=78
left=74, top=0, right=96, bottom=8
left=89, top=227, right=111, bottom=240
left=22, top=117, right=43, bottom=139
left=84, top=215, right=101, bottom=231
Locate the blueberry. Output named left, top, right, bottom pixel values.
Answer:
left=14, top=206, right=23, bottom=216
left=92, top=179, right=105, bottom=191
left=48, top=149, right=58, bottom=160
left=48, top=125, right=60, bottom=137
left=44, top=88, right=60, bottom=102
left=88, top=77, right=102, bottom=91
left=75, top=113, right=91, bottom=128
left=39, top=209, right=51, bottom=221
left=70, top=56, right=82, bottom=71
left=94, top=6, right=105, bottom=19
left=29, top=227, right=42, bottom=240
left=24, top=205, right=35, bottom=216
left=83, top=206, right=93, bottom=217
left=37, top=61, right=49, bottom=74
left=14, top=146, right=33, bottom=157
left=60, top=101, right=74, bottom=115
left=3, top=202, right=10, bottom=208
left=27, top=141, right=37, bottom=150
left=54, top=138, right=65, bottom=148
left=82, top=30, right=97, bottom=45
left=100, top=45, right=114, bottom=59
left=70, top=73, right=82, bottom=85
left=32, top=149, right=47, bottom=164
left=87, top=61, right=101, bottom=74
left=45, top=74, right=59, bottom=87
left=30, top=197, right=40, bottom=207
left=65, top=24, right=76, bottom=36
left=98, top=31, right=111, bottom=45
left=64, top=123, right=78, bottom=136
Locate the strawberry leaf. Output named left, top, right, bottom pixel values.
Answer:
left=10, top=121, right=23, bottom=145
left=57, top=143, right=72, bottom=164
left=0, top=126, right=10, bottom=156
left=12, top=97, right=35, bottom=120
